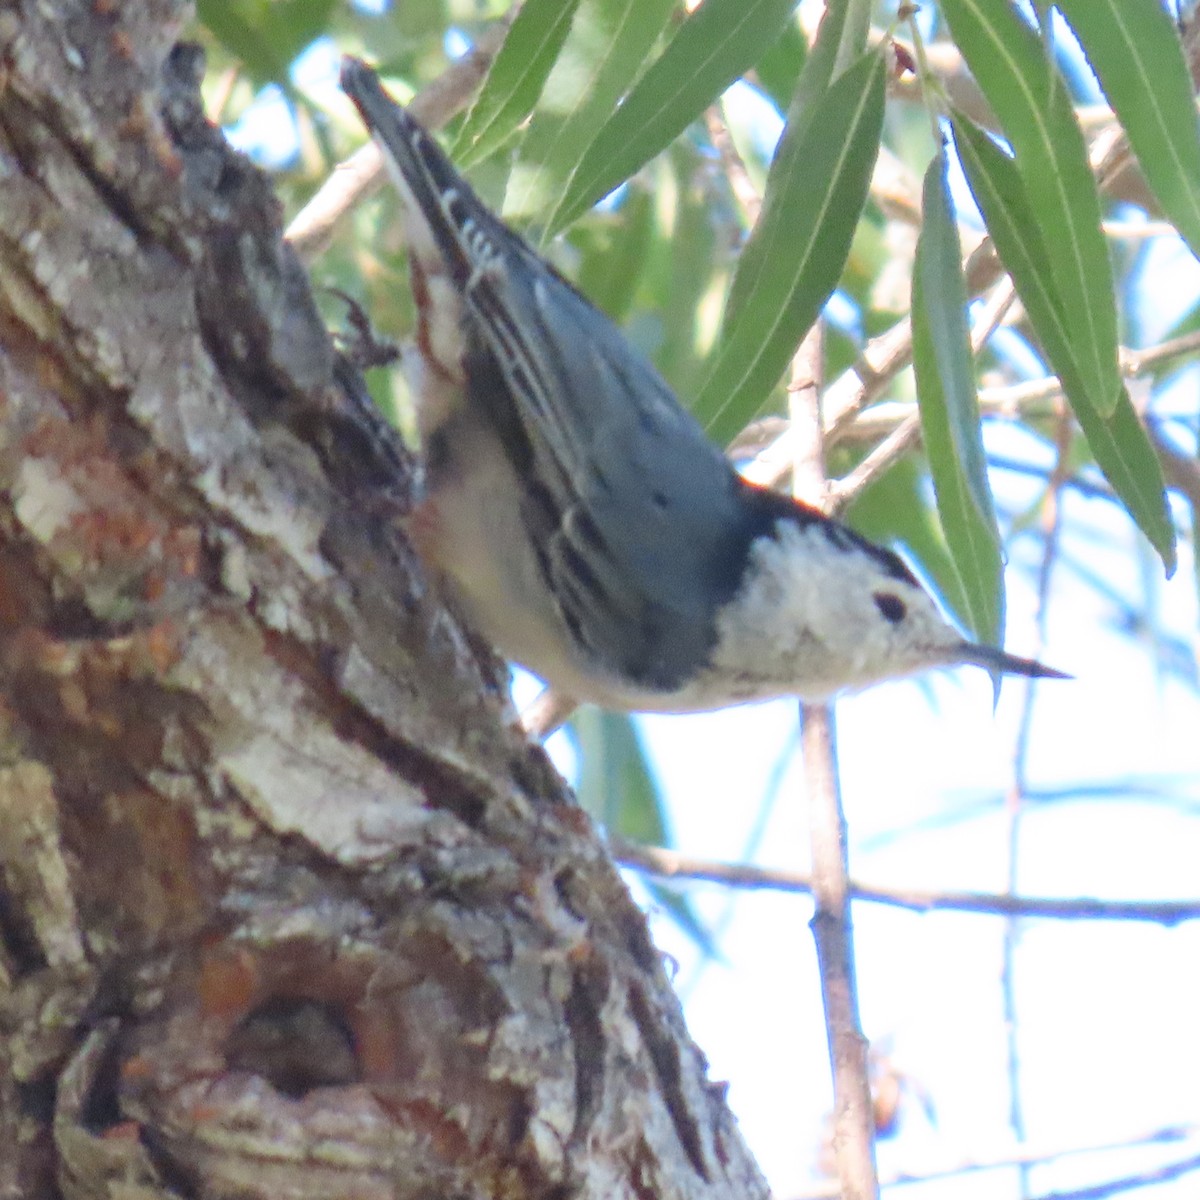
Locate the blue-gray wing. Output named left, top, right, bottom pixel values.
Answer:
left=342, top=59, right=769, bottom=690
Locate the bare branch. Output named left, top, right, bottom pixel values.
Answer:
left=837, top=326, right=1200, bottom=448
left=611, top=841, right=1200, bottom=924
left=1001, top=399, right=1071, bottom=1185
left=788, top=1125, right=1200, bottom=1200
left=520, top=686, right=578, bottom=739
left=1146, top=417, right=1200, bottom=512
left=826, top=413, right=921, bottom=513
left=790, top=325, right=880, bottom=1200
left=704, top=104, right=762, bottom=227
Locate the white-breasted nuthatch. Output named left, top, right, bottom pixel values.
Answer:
left=340, top=59, right=1066, bottom=713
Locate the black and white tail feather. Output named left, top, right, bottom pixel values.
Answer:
left=340, top=58, right=1067, bottom=712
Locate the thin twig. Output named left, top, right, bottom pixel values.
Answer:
left=791, top=323, right=880, bottom=1200
left=826, top=414, right=921, bottom=513
left=1120, top=326, right=1200, bottom=375
left=520, top=687, right=578, bottom=739
left=1029, top=1150, right=1200, bottom=1200
left=790, top=325, right=829, bottom=508
left=1102, top=219, right=1183, bottom=239
left=969, top=276, right=1017, bottom=353
left=787, top=1125, right=1200, bottom=1199
left=740, top=315, right=931, bottom=488
left=207, top=65, right=240, bottom=125
left=822, top=275, right=1015, bottom=509
left=1146, top=417, right=1200, bottom=511
left=1002, top=400, right=1071, bottom=1187
left=985, top=454, right=1115, bottom=502
left=743, top=67, right=1200, bottom=494
left=833, top=325, right=1200, bottom=449
left=611, top=840, right=1200, bottom=923
left=704, top=104, right=762, bottom=227
left=802, top=706, right=878, bottom=1200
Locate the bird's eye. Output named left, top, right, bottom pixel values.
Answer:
left=873, top=592, right=907, bottom=623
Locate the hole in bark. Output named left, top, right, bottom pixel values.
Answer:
left=226, top=998, right=360, bottom=1097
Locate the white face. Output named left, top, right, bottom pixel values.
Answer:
left=703, top=519, right=968, bottom=703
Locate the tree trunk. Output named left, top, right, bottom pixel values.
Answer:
left=0, top=4, right=771, bottom=1197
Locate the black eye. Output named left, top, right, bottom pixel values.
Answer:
left=873, top=592, right=906, bottom=624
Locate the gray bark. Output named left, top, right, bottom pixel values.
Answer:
left=0, top=3, right=772, bottom=1197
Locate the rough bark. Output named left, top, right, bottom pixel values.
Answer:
left=0, top=4, right=772, bottom=1198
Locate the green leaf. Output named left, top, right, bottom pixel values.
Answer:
left=751, top=14, right=808, bottom=113
left=546, top=0, right=797, bottom=235
left=693, top=53, right=885, bottom=445
left=911, top=150, right=1003, bottom=646
left=750, top=0, right=870, bottom=122
left=453, top=0, right=583, bottom=169
left=572, top=709, right=716, bottom=958
left=939, top=0, right=1121, bottom=417
left=197, top=0, right=336, bottom=84
left=503, top=0, right=676, bottom=226
left=655, top=147, right=724, bottom=398
left=574, top=710, right=666, bottom=846
left=723, top=0, right=869, bottom=329
left=786, top=0, right=872, bottom=133
left=572, top=188, right=657, bottom=325
left=1056, top=0, right=1200, bottom=262
left=953, top=115, right=1176, bottom=573
left=1077, top=387, right=1177, bottom=572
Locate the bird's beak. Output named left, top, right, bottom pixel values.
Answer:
left=950, top=642, right=1071, bottom=680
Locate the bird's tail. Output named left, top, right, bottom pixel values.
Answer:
left=340, top=57, right=504, bottom=289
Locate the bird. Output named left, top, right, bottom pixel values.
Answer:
left=339, top=58, right=1066, bottom=715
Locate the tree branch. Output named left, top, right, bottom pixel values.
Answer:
left=788, top=1124, right=1200, bottom=1199
left=611, top=841, right=1200, bottom=925
left=788, top=326, right=880, bottom=1200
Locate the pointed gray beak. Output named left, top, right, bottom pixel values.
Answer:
left=950, top=642, right=1071, bottom=680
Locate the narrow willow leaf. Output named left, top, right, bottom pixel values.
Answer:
left=198, top=0, right=337, bottom=83
left=573, top=188, right=656, bottom=325
left=453, top=0, right=582, bottom=169
left=802, top=0, right=873, bottom=98
left=693, top=53, right=885, bottom=446
left=1056, top=0, right=1200, bottom=262
left=656, top=149, right=722, bottom=398
left=1075, top=387, right=1177, bottom=575
left=723, top=0, right=870, bottom=328
left=546, top=0, right=796, bottom=235
left=939, top=0, right=1121, bottom=417
left=751, top=14, right=809, bottom=113
left=503, top=0, right=676, bottom=226
left=953, top=115, right=1176, bottom=573
left=572, top=709, right=716, bottom=958
left=911, top=150, right=1003, bottom=646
